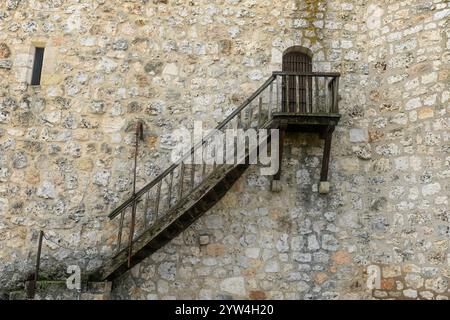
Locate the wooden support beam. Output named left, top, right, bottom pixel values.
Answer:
left=319, top=126, right=335, bottom=194
left=271, top=121, right=287, bottom=192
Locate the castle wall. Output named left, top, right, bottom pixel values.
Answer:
left=0, top=0, right=449, bottom=299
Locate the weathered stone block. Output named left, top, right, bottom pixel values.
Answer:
left=403, top=289, right=417, bottom=299
left=349, top=128, right=368, bottom=143
left=0, top=60, right=12, bottom=69
left=220, top=277, right=246, bottom=296
left=36, top=180, right=56, bottom=199
left=0, top=43, right=11, bottom=58
left=319, top=181, right=330, bottom=194
left=199, top=235, right=210, bottom=246
left=158, top=262, right=177, bottom=281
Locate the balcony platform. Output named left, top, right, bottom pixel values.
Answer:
left=270, top=112, right=341, bottom=134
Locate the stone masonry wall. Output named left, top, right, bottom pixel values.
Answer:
left=0, top=0, right=449, bottom=299
left=358, top=0, right=450, bottom=300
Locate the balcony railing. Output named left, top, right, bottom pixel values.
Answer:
left=273, top=71, right=340, bottom=114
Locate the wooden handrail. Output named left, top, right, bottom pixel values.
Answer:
left=109, top=71, right=340, bottom=220
left=108, top=74, right=276, bottom=219
left=273, top=71, right=341, bottom=77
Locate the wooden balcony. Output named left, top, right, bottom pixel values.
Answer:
left=269, top=71, right=341, bottom=133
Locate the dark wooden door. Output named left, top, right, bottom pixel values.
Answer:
left=282, top=51, right=312, bottom=112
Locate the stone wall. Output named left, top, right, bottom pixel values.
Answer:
left=0, top=0, right=449, bottom=299
left=9, top=280, right=111, bottom=300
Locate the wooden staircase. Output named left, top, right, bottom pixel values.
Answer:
left=90, top=71, right=341, bottom=281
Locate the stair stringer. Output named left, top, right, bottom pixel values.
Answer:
left=90, top=163, right=250, bottom=281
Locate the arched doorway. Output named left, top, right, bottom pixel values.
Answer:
left=282, top=46, right=312, bottom=112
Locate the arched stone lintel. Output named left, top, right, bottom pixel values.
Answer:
left=282, top=46, right=314, bottom=59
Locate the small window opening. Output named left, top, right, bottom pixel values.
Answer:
left=31, top=47, right=45, bottom=85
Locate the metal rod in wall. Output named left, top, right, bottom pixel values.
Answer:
left=27, top=230, right=44, bottom=300
left=128, top=121, right=144, bottom=268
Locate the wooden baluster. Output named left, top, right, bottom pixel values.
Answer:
left=154, top=179, right=162, bottom=217
left=202, top=139, right=208, bottom=179
left=269, top=81, right=273, bottom=119
left=117, top=210, right=125, bottom=253
left=285, top=75, right=289, bottom=112
left=248, top=104, right=253, bottom=128
left=301, top=74, right=305, bottom=113
left=202, top=161, right=206, bottom=179
left=323, top=77, right=326, bottom=112
left=296, top=75, right=300, bottom=113
left=178, top=162, right=185, bottom=199
left=258, top=96, right=263, bottom=128
left=143, top=190, right=149, bottom=228
left=167, top=171, right=174, bottom=208
left=320, top=77, right=327, bottom=113
left=311, top=76, right=314, bottom=113
left=334, top=77, right=339, bottom=113
left=303, top=75, right=307, bottom=113
left=328, top=78, right=334, bottom=113
left=276, top=75, right=280, bottom=112
left=211, top=136, right=217, bottom=171
left=327, top=77, right=331, bottom=114
left=330, top=77, right=334, bottom=113
left=314, top=76, right=319, bottom=113
left=190, top=163, right=195, bottom=190
left=325, top=77, right=328, bottom=113
left=323, top=77, right=326, bottom=113
left=301, top=75, right=305, bottom=113
left=305, top=76, right=310, bottom=113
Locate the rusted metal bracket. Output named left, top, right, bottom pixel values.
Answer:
left=128, top=121, right=144, bottom=268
